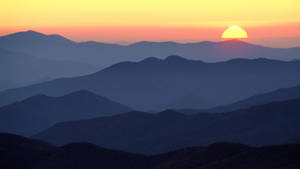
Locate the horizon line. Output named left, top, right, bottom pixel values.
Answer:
left=1, top=29, right=300, bottom=49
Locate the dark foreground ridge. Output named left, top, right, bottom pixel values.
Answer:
left=1, top=133, right=300, bottom=169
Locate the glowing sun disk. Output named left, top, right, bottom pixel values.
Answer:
left=222, top=25, right=248, bottom=39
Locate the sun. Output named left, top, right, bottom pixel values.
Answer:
left=222, top=25, right=248, bottom=39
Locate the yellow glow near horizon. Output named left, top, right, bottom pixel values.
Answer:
left=222, top=25, right=248, bottom=39
left=0, top=0, right=299, bottom=27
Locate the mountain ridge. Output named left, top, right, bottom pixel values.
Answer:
left=1, top=30, right=300, bottom=68
left=4, top=30, right=295, bottom=49
left=34, top=99, right=300, bottom=154
left=2, top=132, right=300, bottom=169
left=1, top=56, right=300, bottom=110
left=0, top=90, right=132, bottom=136
left=208, top=84, right=300, bottom=112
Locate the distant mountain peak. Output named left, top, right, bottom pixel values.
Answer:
left=165, top=55, right=186, bottom=61
left=220, top=39, right=263, bottom=48
left=130, top=41, right=178, bottom=46
left=10, top=90, right=111, bottom=107
left=0, top=30, right=73, bottom=43
left=140, top=57, right=162, bottom=63
left=224, top=39, right=243, bottom=42
left=2, top=30, right=46, bottom=38
left=24, top=30, right=43, bottom=35
left=140, top=55, right=193, bottom=64
left=222, top=39, right=248, bottom=44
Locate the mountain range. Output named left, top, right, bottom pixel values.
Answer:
left=1, top=30, right=300, bottom=67
left=33, top=99, right=300, bottom=154
left=1, top=55, right=300, bottom=110
left=1, top=30, right=300, bottom=92
left=1, top=30, right=300, bottom=168
left=1, top=133, right=300, bottom=169
left=0, top=90, right=131, bottom=136
left=208, top=84, right=300, bottom=112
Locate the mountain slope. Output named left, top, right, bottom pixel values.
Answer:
left=0, top=31, right=75, bottom=60
left=34, top=99, right=300, bottom=154
left=209, top=84, right=300, bottom=112
left=1, top=56, right=300, bottom=110
left=1, top=31, right=300, bottom=67
left=0, top=90, right=132, bottom=136
left=1, top=133, right=300, bottom=169
left=0, top=48, right=97, bottom=91
left=0, top=133, right=150, bottom=169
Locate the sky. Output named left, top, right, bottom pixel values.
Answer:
left=0, top=0, right=300, bottom=47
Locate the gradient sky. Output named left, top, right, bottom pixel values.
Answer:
left=1, top=0, right=300, bottom=47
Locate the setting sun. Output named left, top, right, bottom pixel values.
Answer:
left=222, top=25, right=248, bottom=39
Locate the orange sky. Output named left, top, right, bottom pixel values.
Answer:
left=0, top=0, right=300, bottom=47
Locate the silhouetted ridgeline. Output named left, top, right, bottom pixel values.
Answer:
left=1, top=56, right=300, bottom=111
left=0, top=90, right=132, bottom=136
left=33, top=99, right=300, bottom=154
left=1, top=30, right=300, bottom=66
left=208, top=84, right=300, bottom=112
left=1, top=133, right=300, bottom=169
